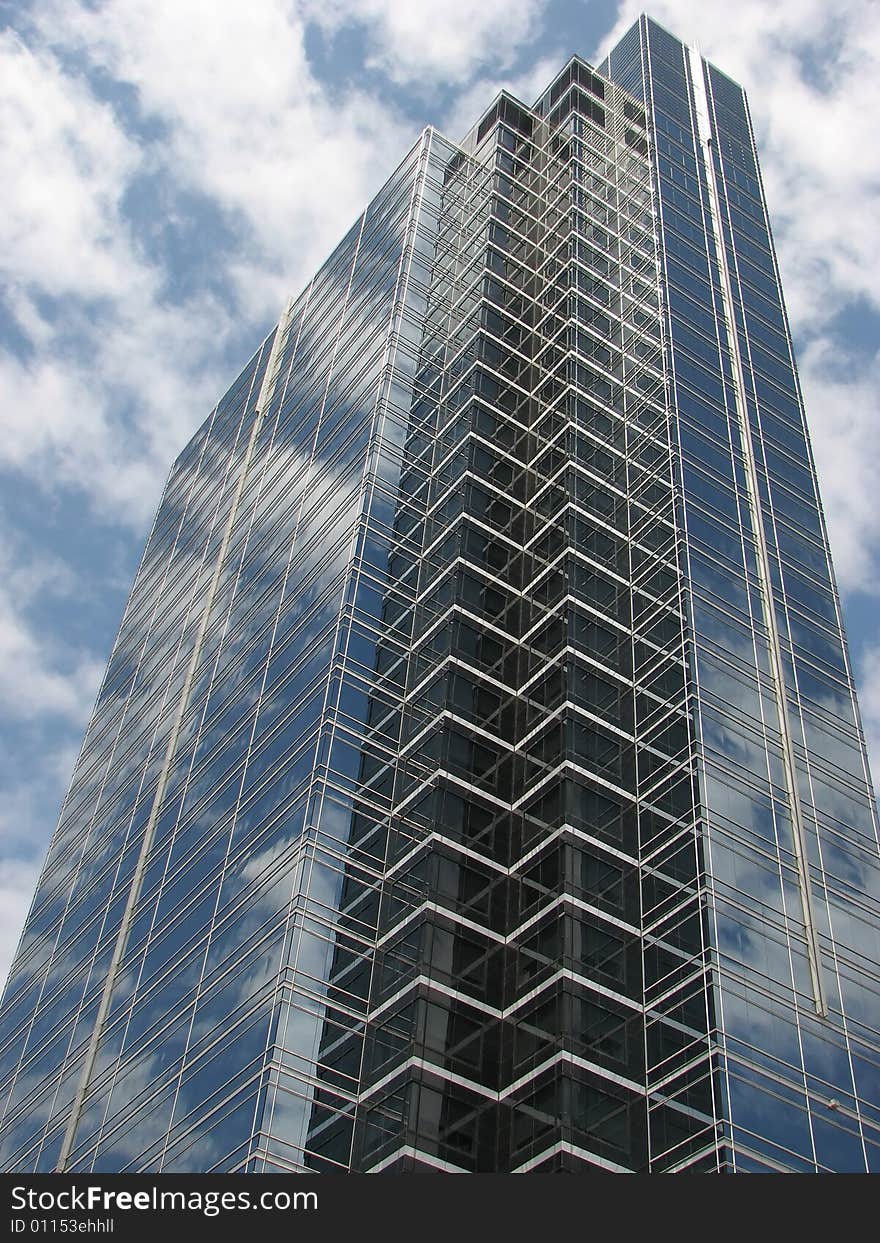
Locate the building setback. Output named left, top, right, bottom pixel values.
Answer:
left=1, top=14, right=878, bottom=1174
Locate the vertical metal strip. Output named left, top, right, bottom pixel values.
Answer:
left=687, top=45, right=826, bottom=1017
left=56, top=299, right=296, bottom=1171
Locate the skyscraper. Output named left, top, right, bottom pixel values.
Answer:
left=1, top=11, right=878, bottom=1174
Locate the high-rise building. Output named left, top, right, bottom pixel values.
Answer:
left=1, top=13, right=878, bottom=1175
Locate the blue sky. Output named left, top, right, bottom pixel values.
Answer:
left=0, top=0, right=878, bottom=985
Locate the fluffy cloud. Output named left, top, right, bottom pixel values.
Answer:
left=35, top=0, right=420, bottom=311
left=0, top=541, right=103, bottom=984
left=0, top=544, right=104, bottom=722
left=0, top=31, right=143, bottom=301
left=798, top=343, right=880, bottom=593
left=306, top=0, right=550, bottom=86
left=857, top=645, right=880, bottom=788
left=0, top=25, right=232, bottom=524
left=0, top=3, right=418, bottom=530
left=0, top=862, right=41, bottom=987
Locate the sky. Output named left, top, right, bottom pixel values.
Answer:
left=0, top=0, right=878, bottom=987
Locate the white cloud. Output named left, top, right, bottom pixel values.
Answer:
left=0, top=25, right=232, bottom=525
left=799, top=344, right=880, bottom=594
left=0, top=2, right=427, bottom=530
left=0, top=738, right=84, bottom=991
left=0, top=4, right=405, bottom=534
left=307, top=0, right=550, bottom=87
left=857, top=645, right=880, bottom=791
left=0, top=544, right=104, bottom=722
left=0, top=30, right=143, bottom=302
left=0, top=861, right=41, bottom=987
left=38, top=0, right=415, bottom=312
left=0, top=302, right=234, bottom=526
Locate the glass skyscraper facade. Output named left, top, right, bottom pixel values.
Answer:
left=1, top=14, right=878, bottom=1174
